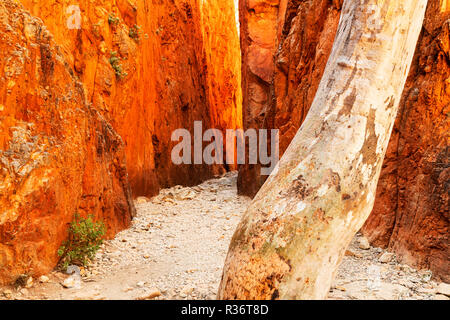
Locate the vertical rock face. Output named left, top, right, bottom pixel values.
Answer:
left=237, top=0, right=288, bottom=196
left=273, top=0, right=342, bottom=155
left=361, top=2, right=450, bottom=282
left=1, top=0, right=242, bottom=283
left=200, top=0, right=243, bottom=168
left=0, top=0, right=135, bottom=284
left=20, top=0, right=242, bottom=196
left=238, top=0, right=449, bottom=280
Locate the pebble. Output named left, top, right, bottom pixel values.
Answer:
left=181, top=286, right=194, bottom=296
left=62, top=276, right=81, bottom=289
left=2, top=289, right=12, bottom=298
left=136, top=197, right=150, bottom=204
left=39, top=275, right=49, bottom=283
left=25, top=277, right=34, bottom=288
left=136, top=288, right=161, bottom=300
left=345, top=249, right=362, bottom=258
left=379, top=252, right=394, bottom=263
left=436, top=283, right=450, bottom=297
left=358, top=237, right=371, bottom=250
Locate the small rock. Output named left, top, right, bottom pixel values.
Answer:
left=137, top=281, right=146, bottom=288
left=62, top=275, right=81, bottom=289
left=417, top=287, right=436, bottom=294
left=136, top=288, right=161, bottom=300
left=181, top=286, right=194, bottom=296
left=136, top=196, right=150, bottom=204
left=436, top=283, right=450, bottom=297
left=2, top=289, right=12, bottom=298
left=345, top=249, right=362, bottom=258
left=39, top=275, right=49, bottom=283
left=419, top=270, right=433, bottom=282
left=25, top=276, right=34, bottom=288
left=358, top=237, right=371, bottom=250
left=379, top=252, right=394, bottom=263
left=20, top=288, right=29, bottom=295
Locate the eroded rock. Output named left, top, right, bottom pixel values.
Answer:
left=0, top=0, right=134, bottom=284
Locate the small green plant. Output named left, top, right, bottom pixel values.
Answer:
left=57, top=213, right=106, bottom=271
left=129, top=24, right=142, bottom=42
left=108, top=13, right=120, bottom=26
left=109, top=51, right=127, bottom=79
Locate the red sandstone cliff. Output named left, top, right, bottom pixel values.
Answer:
left=238, top=0, right=449, bottom=280
left=237, top=0, right=287, bottom=195
left=0, top=0, right=135, bottom=284
left=200, top=0, right=243, bottom=168
left=20, top=0, right=242, bottom=196
left=361, top=1, right=449, bottom=281
left=0, top=0, right=242, bottom=283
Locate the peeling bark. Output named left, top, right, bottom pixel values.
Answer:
left=219, top=0, right=428, bottom=300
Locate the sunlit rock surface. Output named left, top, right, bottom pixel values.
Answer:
left=0, top=0, right=135, bottom=284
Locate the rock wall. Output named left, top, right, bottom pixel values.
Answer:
left=0, top=0, right=135, bottom=284
left=20, top=0, right=243, bottom=196
left=237, top=0, right=287, bottom=196
left=0, top=0, right=242, bottom=283
left=200, top=0, right=243, bottom=168
left=361, top=1, right=449, bottom=282
left=238, top=0, right=449, bottom=280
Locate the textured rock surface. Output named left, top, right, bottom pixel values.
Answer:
left=0, top=0, right=135, bottom=284
left=200, top=0, right=243, bottom=168
left=361, top=1, right=450, bottom=282
left=238, top=0, right=449, bottom=280
left=237, top=0, right=287, bottom=196
left=20, top=0, right=242, bottom=196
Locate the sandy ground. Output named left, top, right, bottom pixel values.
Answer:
left=1, top=172, right=448, bottom=300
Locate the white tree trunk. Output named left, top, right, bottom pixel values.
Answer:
left=219, top=0, right=428, bottom=300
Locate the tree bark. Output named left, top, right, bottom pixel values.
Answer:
left=219, top=0, right=428, bottom=300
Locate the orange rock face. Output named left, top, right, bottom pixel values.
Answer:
left=200, top=0, right=243, bottom=168
left=1, top=0, right=241, bottom=283
left=20, top=0, right=243, bottom=196
left=0, top=0, right=135, bottom=284
left=361, top=2, right=450, bottom=282
left=238, top=0, right=449, bottom=280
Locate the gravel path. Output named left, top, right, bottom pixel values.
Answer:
left=1, top=172, right=448, bottom=300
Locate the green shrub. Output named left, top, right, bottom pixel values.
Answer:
left=109, top=51, right=127, bottom=79
left=57, top=213, right=106, bottom=271
left=108, top=13, right=120, bottom=26
left=129, top=24, right=142, bottom=42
